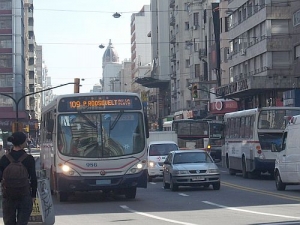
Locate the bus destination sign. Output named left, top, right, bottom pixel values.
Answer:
left=58, top=95, right=142, bottom=112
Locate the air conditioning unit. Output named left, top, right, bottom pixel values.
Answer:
left=240, top=49, right=246, bottom=56
left=192, top=25, right=198, bottom=30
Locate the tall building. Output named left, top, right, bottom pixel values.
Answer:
left=41, top=61, right=54, bottom=106
left=101, top=39, right=122, bottom=92
left=130, top=5, right=152, bottom=94
left=0, top=0, right=27, bottom=136
left=216, top=0, right=299, bottom=109
left=135, top=1, right=171, bottom=128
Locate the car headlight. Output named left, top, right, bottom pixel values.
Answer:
left=61, top=165, right=80, bottom=176
left=173, top=170, right=189, bottom=175
left=148, top=161, right=156, bottom=168
left=126, top=160, right=147, bottom=175
left=206, top=169, right=219, bottom=174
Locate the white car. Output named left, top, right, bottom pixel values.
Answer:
left=163, top=149, right=220, bottom=191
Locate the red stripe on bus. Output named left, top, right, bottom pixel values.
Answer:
left=227, top=140, right=260, bottom=143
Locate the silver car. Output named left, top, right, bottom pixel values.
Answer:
left=162, top=150, right=220, bottom=191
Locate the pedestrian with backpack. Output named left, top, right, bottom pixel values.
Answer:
left=0, top=132, right=37, bottom=225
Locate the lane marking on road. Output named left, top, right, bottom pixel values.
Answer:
left=178, top=193, right=189, bottom=197
left=149, top=182, right=156, bottom=185
left=222, top=181, right=300, bottom=202
left=203, top=201, right=300, bottom=220
left=120, top=205, right=198, bottom=225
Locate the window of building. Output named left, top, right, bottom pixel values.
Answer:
left=293, top=9, right=300, bottom=27
left=295, top=45, right=300, bottom=59
left=0, top=35, right=12, bottom=48
left=0, top=74, right=12, bottom=87
left=0, top=95, right=13, bottom=107
left=0, top=55, right=12, bottom=67
left=0, top=1, right=12, bottom=10
left=185, top=59, right=190, bottom=68
left=193, top=13, right=199, bottom=26
left=185, top=22, right=189, bottom=30
left=0, top=16, right=12, bottom=29
left=271, top=20, right=289, bottom=34
left=195, top=64, right=200, bottom=78
left=273, top=51, right=290, bottom=67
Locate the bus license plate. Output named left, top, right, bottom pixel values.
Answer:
left=96, top=180, right=111, bottom=185
left=192, top=176, right=205, bottom=181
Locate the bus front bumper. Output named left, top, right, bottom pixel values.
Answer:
left=56, top=169, right=147, bottom=192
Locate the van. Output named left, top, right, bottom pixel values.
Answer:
left=147, top=141, right=179, bottom=182
left=274, top=115, right=300, bottom=191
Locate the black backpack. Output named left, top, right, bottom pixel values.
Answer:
left=1, top=153, right=31, bottom=199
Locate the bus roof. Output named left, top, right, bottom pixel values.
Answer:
left=224, top=107, right=300, bottom=119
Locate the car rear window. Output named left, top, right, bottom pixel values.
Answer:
left=149, top=143, right=178, bottom=156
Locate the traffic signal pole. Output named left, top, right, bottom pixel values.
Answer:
left=0, top=81, right=78, bottom=131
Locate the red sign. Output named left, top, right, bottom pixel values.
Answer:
left=210, top=100, right=238, bottom=114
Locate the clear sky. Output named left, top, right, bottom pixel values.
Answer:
left=34, top=0, right=150, bottom=95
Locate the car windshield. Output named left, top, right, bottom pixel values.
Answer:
left=149, top=143, right=178, bottom=156
left=173, top=152, right=212, bottom=164
left=57, top=112, right=145, bottom=158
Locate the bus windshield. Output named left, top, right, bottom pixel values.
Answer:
left=209, top=122, right=223, bottom=138
left=57, top=112, right=145, bottom=158
left=174, top=120, right=209, bottom=137
left=258, top=109, right=300, bottom=129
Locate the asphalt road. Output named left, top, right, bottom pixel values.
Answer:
left=46, top=163, right=300, bottom=225
left=2, top=155, right=300, bottom=225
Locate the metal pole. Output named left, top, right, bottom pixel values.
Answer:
left=0, top=82, right=76, bottom=132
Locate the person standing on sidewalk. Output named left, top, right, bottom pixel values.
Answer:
left=0, top=132, right=37, bottom=225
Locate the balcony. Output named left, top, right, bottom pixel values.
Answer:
left=169, top=0, right=175, bottom=8
left=170, top=53, right=176, bottom=62
left=170, top=16, right=175, bottom=26
left=199, top=49, right=207, bottom=59
left=170, top=71, right=176, bottom=80
left=170, top=35, right=176, bottom=44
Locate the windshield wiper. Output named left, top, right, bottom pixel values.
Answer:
left=76, top=107, right=96, bottom=128
left=109, top=110, right=124, bottom=130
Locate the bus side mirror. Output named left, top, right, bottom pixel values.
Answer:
left=144, top=115, right=149, bottom=138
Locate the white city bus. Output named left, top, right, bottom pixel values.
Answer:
left=223, top=107, right=300, bottom=178
left=40, top=92, right=149, bottom=201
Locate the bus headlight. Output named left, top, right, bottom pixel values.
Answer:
left=126, top=161, right=147, bottom=174
left=61, top=165, right=79, bottom=176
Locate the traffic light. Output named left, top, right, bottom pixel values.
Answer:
left=74, top=78, right=80, bottom=93
left=23, top=125, right=29, bottom=133
left=192, top=83, right=198, bottom=98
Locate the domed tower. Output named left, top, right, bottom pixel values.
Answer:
left=102, top=39, right=119, bottom=68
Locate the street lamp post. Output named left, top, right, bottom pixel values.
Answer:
left=0, top=81, right=77, bottom=130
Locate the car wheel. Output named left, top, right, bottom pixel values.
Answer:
left=147, top=175, right=152, bottom=182
left=170, top=175, right=178, bottom=191
left=275, top=171, right=286, bottom=191
left=163, top=175, right=170, bottom=189
left=242, top=157, right=248, bottom=179
left=212, top=182, right=221, bottom=190
left=125, top=187, right=137, bottom=199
